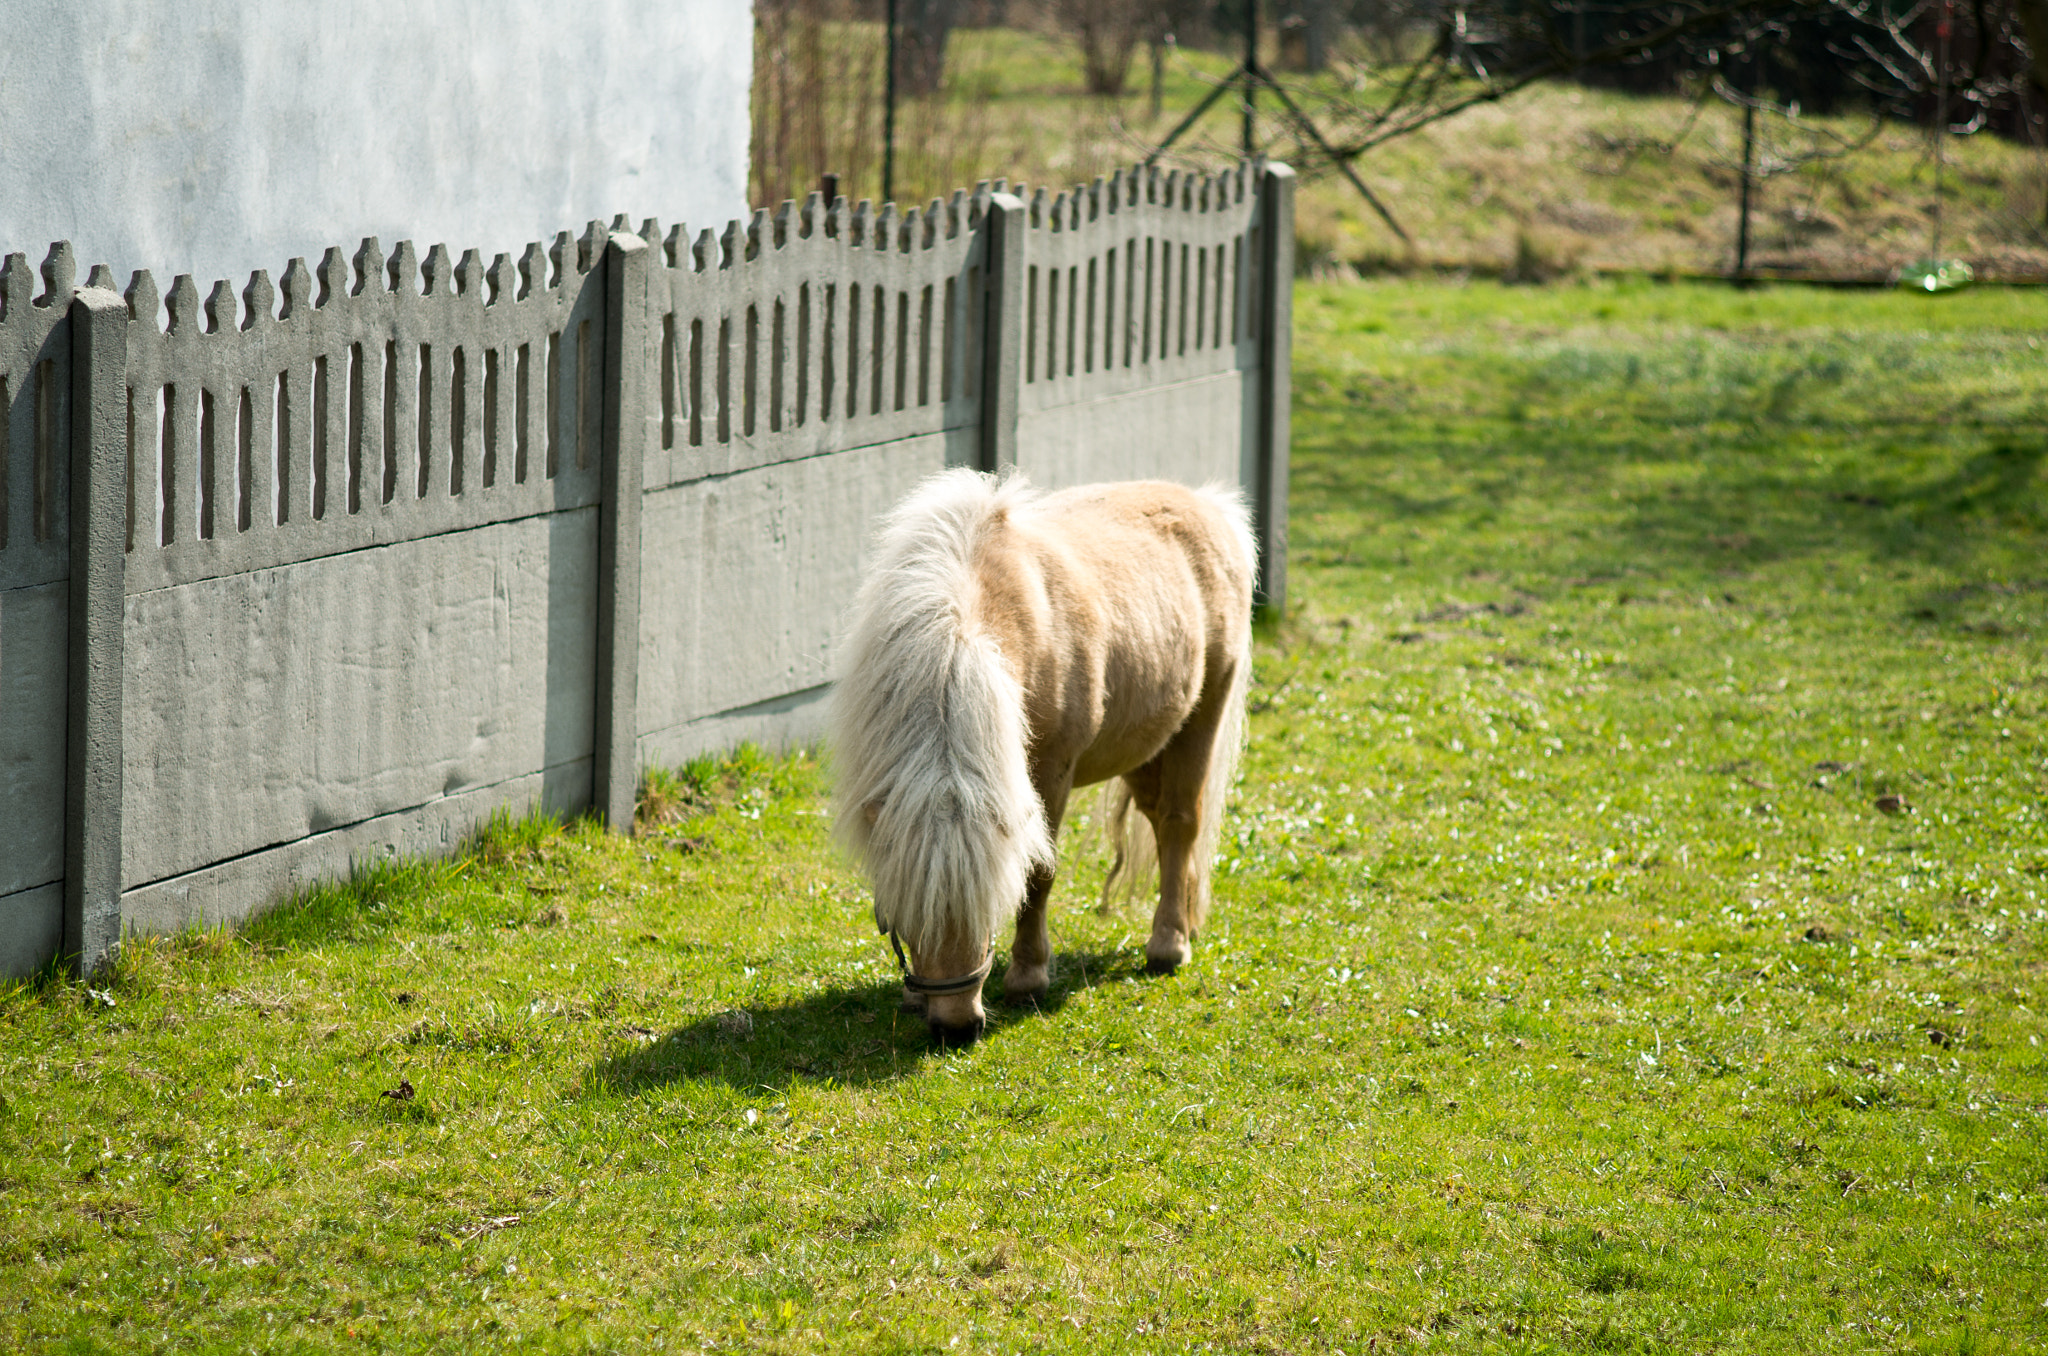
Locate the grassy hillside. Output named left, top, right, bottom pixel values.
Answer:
left=785, top=25, right=2048, bottom=282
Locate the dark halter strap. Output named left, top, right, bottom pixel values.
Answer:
left=882, top=926, right=994, bottom=997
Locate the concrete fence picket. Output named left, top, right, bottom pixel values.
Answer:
left=0, top=162, right=1294, bottom=979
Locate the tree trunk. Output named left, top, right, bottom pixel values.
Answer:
left=895, top=0, right=957, bottom=98
left=1149, top=35, right=1165, bottom=120
left=2016, top=0, right=2048, bottom=93
left=1081, top=22, right=1140, bottom=95
left=2009, top=0, right=2048, bottom=226
left=1303, top=0, right=1333, bottom=72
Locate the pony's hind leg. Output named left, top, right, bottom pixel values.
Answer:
left=1128, top=681, right=1233, bottom=975
left=1122, top=763, right=1195, bottom=974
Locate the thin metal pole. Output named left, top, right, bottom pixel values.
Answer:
left=1242, top=0, right=1258, bottom=156
left=1933, top=0, right=1952, bottom=261
left=1736, top=45, right=1756, bottom=279
left=884, top=0, right=899, bottom=205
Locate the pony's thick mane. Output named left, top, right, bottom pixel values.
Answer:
left=830, top=469, right=1055, bottom=956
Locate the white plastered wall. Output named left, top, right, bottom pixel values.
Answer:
left=0, top=0, right=753, bottom=291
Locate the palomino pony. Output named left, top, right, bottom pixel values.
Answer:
left=830, top=470, right=1255, bottom=1046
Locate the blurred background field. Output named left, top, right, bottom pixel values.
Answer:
left=751, top=10, right=2048, bottom=282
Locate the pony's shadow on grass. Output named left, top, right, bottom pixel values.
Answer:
left=587, top=946, right=1150, bottom=1094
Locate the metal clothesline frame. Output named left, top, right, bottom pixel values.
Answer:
left=1143, top=0, right=1411, bottom=245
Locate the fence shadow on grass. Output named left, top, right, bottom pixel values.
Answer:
left=586, top=945, right=1149, bottom=1093
left=1299, top=414, right=2047, bottom=599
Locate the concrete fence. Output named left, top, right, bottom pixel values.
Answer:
left=0, top=161, right=1294, bottom=979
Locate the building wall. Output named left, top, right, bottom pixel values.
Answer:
left=0, top=0, right=753, bottom=294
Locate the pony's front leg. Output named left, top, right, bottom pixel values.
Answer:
left=1001, top=863, right=1056, bottom=1005
left=1003, top=772, right=1070, bottom=1005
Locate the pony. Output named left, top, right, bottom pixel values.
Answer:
left=830, top=469, right=1255, bottom=1046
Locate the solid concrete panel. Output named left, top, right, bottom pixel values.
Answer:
left=1017, top=372, right=1247, bottom=491
left=123, top=508, right=598, bottom=888
left=0, top=581, right=67, bottom=899
left=122, top=762, right=588, bottom=936
left=0, top=883, right=62, bottom=979
left=636, top=437, right=950, bottom=743
left=639, top=683, right=832, bottom=772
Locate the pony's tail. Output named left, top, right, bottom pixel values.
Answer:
left=1189, top=482, right=1257, bottom=934
left=1187, top=641, right=1251, bottom=933
left=1097, top=779, right=1156, bottom=914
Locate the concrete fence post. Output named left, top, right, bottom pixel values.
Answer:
left=65, top=287, right=128, bottom=975
left=1255, top=163, right=1295, bottom=613
left=978, top=193, right=1026, bottom=474
left=595, top=231, right=650, bottom=832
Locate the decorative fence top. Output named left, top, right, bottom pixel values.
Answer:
left=0, top=161, right=1273, bottom=597
left=5, top=158, right=1295, bottom=979
left=1018, top=163, right=1262, bottom=414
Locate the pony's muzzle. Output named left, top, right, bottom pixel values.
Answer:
left=928, top=1014, right=986, bottom=1050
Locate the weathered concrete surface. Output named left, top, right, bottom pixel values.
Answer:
left=0, top=581, right=66, bottom=901
left=122, top=763, right=587, bottom=936
left=635, top=437, right=952, bottom=767
left=0, top=0, right=751, bottom=295
left=0, top=884, right=61, bottom=978
left=1017, top=371, right=1250, bottom=491
left=123, top=510, right=597, bottom=889
left=642, top=683, right=833, bottom=768
left=595, top=232, right=651, bottom=830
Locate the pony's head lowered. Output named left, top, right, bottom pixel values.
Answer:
left=830, top=471, right=1054, bottom=1044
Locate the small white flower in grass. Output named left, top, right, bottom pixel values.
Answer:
left=744, top=1109, right=758, bottom=1126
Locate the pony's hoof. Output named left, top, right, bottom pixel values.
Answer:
left=928, top=1017, right=985, bottom=1050
left=1144, top=939, right=1191, bottom=975
left=1000, top=965, right=1049, bottom=1006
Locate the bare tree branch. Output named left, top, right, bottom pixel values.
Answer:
left=1325, top=1, right=1789, bottom=159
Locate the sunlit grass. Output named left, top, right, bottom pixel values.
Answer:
left=3, top=279, right=2045, bottom=1353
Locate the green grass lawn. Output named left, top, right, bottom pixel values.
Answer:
left=5, top=278, right=2047, bottom=1353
